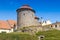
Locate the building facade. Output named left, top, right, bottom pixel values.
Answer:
left=0, top=20, right=16, bottom=33
left=42, top=20, right=52, bottom=26
left=16, top=5, right=40, bottom=28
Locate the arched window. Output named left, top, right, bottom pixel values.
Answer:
left=55, top=25, right=57, bottom=28
left=51, top=25, right=52, bottom=27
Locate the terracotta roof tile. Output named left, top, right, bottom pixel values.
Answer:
left=52, top=22, right=60, bottom=25
left=7, top=20, right=17, bottom=28
left=0, top=20, right=17, bottom=30
left=20, top=5, right=32, bottom=9
left=0, top=20, right=11, bottom=29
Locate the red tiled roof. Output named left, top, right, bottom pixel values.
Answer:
left=16, top=5, right=35, bottom=13
left=0, top=20, right=11, bottom=29
left=7, top=20, right=17, bottom=28
left=0, top=20, right=17, bottom=30
left=52, top=22, right=60, bottom=25
left=20, top=5, right=32, bottom=9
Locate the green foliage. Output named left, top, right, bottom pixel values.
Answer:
left=0, top=30, right=60, bottom=40
left=0, top=33, right=38, bottom=40
left=36, top=30, right=60, bottom=40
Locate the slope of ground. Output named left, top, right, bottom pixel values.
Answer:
left=0, top=30, right=60, bottom=40
left=36, top=30, right=60, bottom=40
left=0, top=32, right=38, bottom=40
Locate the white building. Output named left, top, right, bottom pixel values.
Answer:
left=42, top=20, right=52, bottom=26
left=0, top=20, right=16, bottom=33
left=50, top=22, right=60, bottom=30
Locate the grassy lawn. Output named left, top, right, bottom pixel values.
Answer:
left=0, top=30, right=60, bottom=40
left=0, top=32, right=38, bottom=40
left=36, top=30, right=60, bottom=40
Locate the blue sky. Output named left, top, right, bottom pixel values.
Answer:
left=0, top=0, right=60, bottom=23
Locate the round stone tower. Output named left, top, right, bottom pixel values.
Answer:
left=16, top=5, right=39, bottom=28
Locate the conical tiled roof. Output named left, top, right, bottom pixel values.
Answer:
left=20, top=5, right=32, bottom=9
left=16, top=4, right=35, bottom=13
left=0, top=20, right=17, bottom=30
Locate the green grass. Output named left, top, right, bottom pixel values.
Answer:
left=0, top=30, right=60, bottom=40
left=36, top=30, right=60, bottom=40
left=0, top=32, right=38, bottom=40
